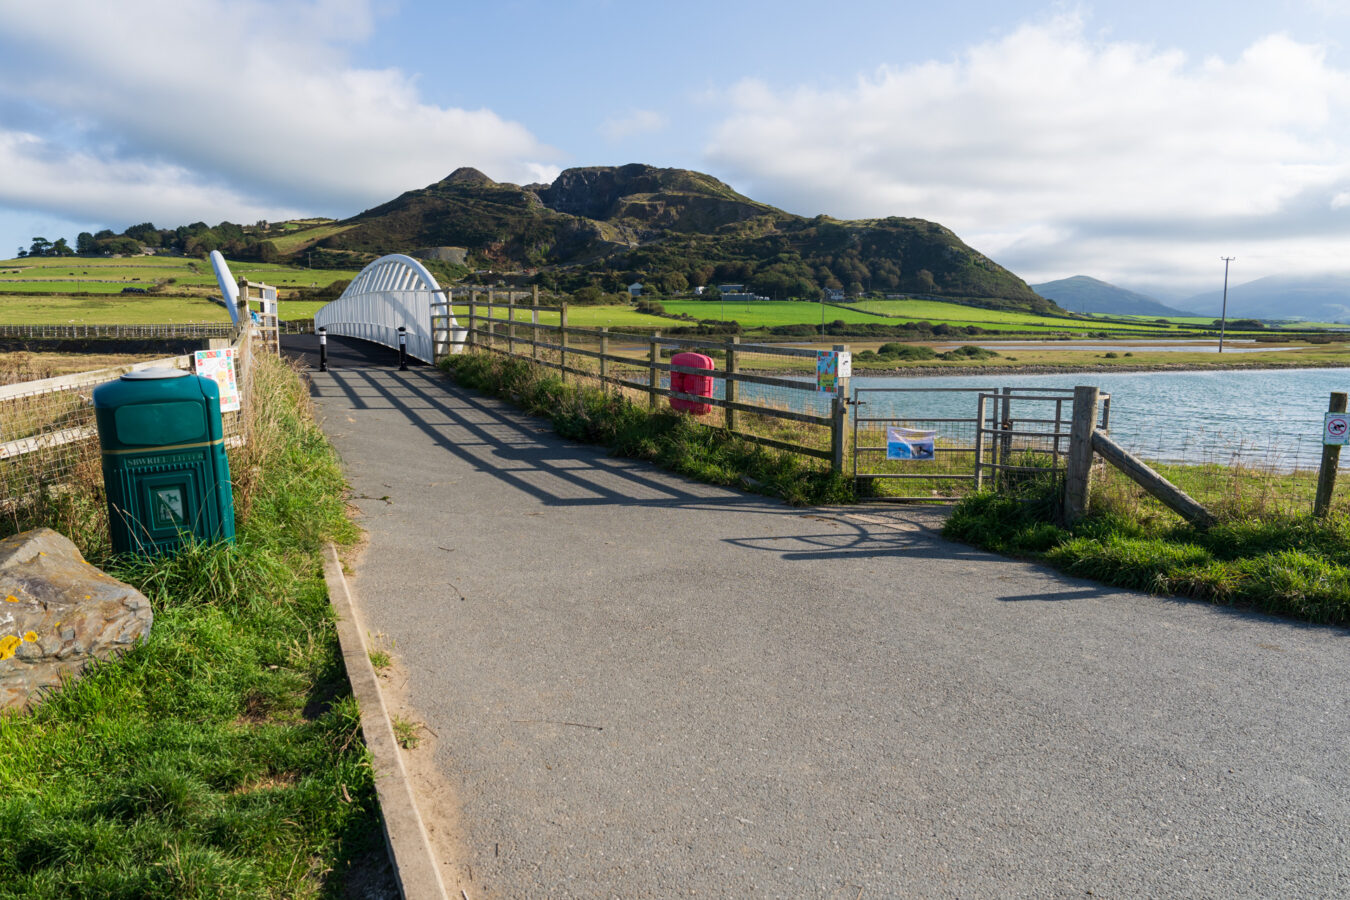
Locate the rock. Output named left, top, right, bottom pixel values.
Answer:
left=0, top=528, right=152, bottom=713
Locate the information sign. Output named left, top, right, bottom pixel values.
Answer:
left=886, top=426, right=937, bottom=460
left=194, top=348, right=241, bottom=413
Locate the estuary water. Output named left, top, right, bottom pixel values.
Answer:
left=849, top=367, right=1350, bottom=469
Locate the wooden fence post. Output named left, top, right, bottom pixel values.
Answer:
left=648, top=333, right=661, bottom=409
left=725, top=336, right=739, bottom=433
left=1314, top=391, right=1347, bottom=517
left=506, top=291, right=515, bottom=357
left=1063, top=385, right=1100, bottom=525
left=531, top=285, right=539, bottom=360
left=559, top=303, right=568, bottom=382
left=467, top=292, right=477, bottom=349
left=599, top=327, right=609, bottom=386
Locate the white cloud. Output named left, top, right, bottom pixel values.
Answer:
left=601, top=109, right=669, bottom=142
left=0, top=0, right=557, bottom=231
left=704, top=16, right=1350, bottom=288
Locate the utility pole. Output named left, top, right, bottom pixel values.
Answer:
left=1218, top=256, right=1235, bottom=353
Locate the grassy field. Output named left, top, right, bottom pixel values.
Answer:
left=450, top=303, right=670, bottom=328
left=0, top=351, right=164, bottom=383
left=0, top=293, right=331, bottom=325
left=0, top=257, right=359, bottom=296
left=846, top=298, right=1175, bottom=332
left=0, top=293, right=235, bottom=324
left=265, top=223, right=356, bottom=254
left=659, top=298, right=1236, bottom=335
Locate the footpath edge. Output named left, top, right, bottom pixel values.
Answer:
left=323, top=541, right=449, bottom=900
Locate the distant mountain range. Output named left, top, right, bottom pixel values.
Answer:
left=1030, top=276, right=1186, bottom=317
left=1034, top=273, right=1350, bottom=323
left=1177, top=274, right=1350, bottom=323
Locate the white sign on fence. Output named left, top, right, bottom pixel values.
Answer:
left=886, top=426, right=937, bottom=460
left=1324, top=412, right=1350, bottom=445
left=194, top=348, right=241, bottom=412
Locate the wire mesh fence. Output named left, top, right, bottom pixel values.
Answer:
left=0, top=323, right=236, bottom=340
left=1097, top=422, right=1342, bottom=519
left=0, top=330, right=255, bottom=530
left=852, top=387, right=1109, bottom=501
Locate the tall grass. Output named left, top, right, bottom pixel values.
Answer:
left=443, top=350, right=860, bottom=505
left=0, top=352, right=379, bottom=898
left=944, top=464, right=1350, bottom=626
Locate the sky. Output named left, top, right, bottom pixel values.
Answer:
left=0, top=0, right=1347, bottom=299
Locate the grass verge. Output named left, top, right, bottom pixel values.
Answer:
left=441, top=351, right=859, bottom=505
left=943, top=477, right=1350, bottom=626
left=0, top=352, right=383, bottom=898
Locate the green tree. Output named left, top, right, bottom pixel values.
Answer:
left=28, top=237, right=52, bottom=257
left=125, top=222, right=160, bottom=247
left=51, top=237, right=74, bottom=257
left=76, top=232, right=96, bottom=254
left=659, top=271, right=688, bottom=295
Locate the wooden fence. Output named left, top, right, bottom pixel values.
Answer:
left=445, top=296, right=852, bottom=471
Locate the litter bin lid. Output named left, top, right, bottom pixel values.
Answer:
left=120, top=367, right=191, bottom=381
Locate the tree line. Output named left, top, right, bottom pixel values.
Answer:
left=16, top=220, right=284, bottom=262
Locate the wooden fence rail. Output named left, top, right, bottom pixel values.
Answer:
left=457, top=303, right=848, bottom=470
left=1062, top=385, right=1216, bottom=528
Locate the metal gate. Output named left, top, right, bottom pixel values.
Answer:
left=852, top=386, right=1110, bottom=501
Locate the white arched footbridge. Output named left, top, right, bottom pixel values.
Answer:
left=314, top=254, right=461, bottom=364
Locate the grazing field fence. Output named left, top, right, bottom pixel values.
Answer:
left=0, top=321, right=312, bottom=341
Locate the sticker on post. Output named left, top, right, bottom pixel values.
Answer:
left=816, top=352, right=839, bottom=392
left=1324, top=412, right=1350, bottom=446
left=886, top=427, right=937, bottom=461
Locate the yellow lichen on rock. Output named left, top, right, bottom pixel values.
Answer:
left=0, top=635, right=20, bottom=661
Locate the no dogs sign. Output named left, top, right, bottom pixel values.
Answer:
left=1324, top=412, right=1350, bottom=445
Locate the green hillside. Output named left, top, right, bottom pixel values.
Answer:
left=305, top=164, right=1054, bottom=313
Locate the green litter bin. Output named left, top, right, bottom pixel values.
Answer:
left=93, top=367, right=236, bottom=555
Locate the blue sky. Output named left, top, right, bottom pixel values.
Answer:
left=1, top=0, right=1347, bottom=297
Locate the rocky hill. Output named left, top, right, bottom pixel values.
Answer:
left=310, top=164, right=1054, bottom=312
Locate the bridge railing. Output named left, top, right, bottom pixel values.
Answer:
left=455, top=297, right=849, bottom=471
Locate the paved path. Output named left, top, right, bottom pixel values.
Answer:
left=295, top=337, right=1350, bottom=899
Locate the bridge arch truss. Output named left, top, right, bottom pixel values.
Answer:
left=313, top=254, right=459, bottom=364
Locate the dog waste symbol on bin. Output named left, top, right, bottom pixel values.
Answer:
left=152, top=486, right=186, bottom=530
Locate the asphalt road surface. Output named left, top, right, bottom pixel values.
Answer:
left=291, top=335, right=1350, bottom=899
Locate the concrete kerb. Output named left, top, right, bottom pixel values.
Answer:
left=322, top=542, right=449, bottom=900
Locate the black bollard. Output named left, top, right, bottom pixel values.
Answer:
left=397, top=326, right=408, bottom=371
left=318, top=326, right=328, bottom=372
